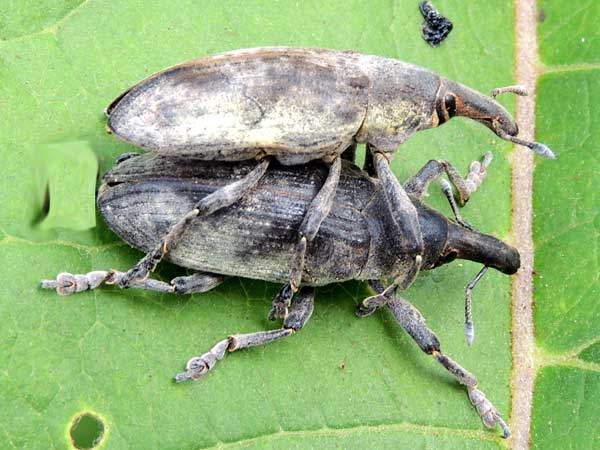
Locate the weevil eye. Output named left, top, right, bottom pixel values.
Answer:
left=444, top=94, right=457, bottom=118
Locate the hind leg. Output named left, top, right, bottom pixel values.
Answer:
left=41, top=270, right=226, bottom=296
left=269, top=156, right=342, bottom=320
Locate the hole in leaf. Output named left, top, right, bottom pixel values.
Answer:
left=69, top=412, right=105, bottom=449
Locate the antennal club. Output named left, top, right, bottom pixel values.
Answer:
left=464, top=266, right=489, bottom=346
left=497, top=130, right=556, bottom=160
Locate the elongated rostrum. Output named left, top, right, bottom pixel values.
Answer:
left=43, top=152, right=519, bottom=438
left=103, top=47, right=549, bottom=320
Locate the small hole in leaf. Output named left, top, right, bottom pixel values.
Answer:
left=69, top=412, right=105, bottom=449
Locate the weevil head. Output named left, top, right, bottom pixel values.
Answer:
left=433, top=79, right=519, bottom=139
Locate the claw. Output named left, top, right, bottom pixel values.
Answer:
left=355, top=304, right=378, bottom=317
left=174, top=369, right=196, bottom=383
left=174, top=356, right=211, bottom=383
left=41, top=271, right=113, bottom=296
left=175, top=339, right=230, bottom=383
left=468, top=387, right=511, bottom=438
left=118, top=266, right=148, bottom=288
left=119, top=247, right=163, bottom=288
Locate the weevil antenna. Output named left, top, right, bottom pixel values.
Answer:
left=491, top=85, right=529, bottom=98
left=464, top=266, right=489, bottom=346
left=497, top=130, right=556, bottom=160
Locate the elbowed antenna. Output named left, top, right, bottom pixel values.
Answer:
left=441, top=223, right=520, bottom=347
left=496, top=130, right=556, bottom=159
left=437, top=79, right=556, bottom=159
left=464, top=266, right=489, bottom=346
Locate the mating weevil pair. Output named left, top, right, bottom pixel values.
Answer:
left=103, top=47, right=553, bottom=319
left=42, top=47, right=554, bottom=437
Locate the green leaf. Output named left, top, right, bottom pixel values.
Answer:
left=532, top=2, right=600, bottom=448
left=2, top=1, right=521, bottom=449
left=537, top=0, right=600, bottom=66
left=0, top=0, right=84, bottom=40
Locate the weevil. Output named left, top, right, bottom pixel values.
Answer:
left=105, top=47, right=551, bottom=319
left=42, top=152, right=519, bottom=438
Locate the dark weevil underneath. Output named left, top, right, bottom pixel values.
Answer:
left=43, top=153, right=518, bottom=438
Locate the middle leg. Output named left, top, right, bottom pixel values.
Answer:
left=176, top=286, right=315, bottom=382
left=269, top=156, right=342, bottom=320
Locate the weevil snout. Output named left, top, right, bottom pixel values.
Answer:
left=444, top=221, right=521, bottom=275
left=435, top=79, right=519, bottom=137
left=435, top=79, right=555, bottom=159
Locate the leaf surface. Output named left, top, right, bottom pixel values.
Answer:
left=531, top=2, right=600, bottom=447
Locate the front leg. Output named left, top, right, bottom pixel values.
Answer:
left=404, top=152, right=493, bottom=229
left=354, top=150, right=424, bottom=315
left=373, top=151, right=423, bottom=263
left=118, top=158, right=271, bottom=287
left=269, top=156, right=342, bottom=320
left=369, top=280, right=510, bottom=438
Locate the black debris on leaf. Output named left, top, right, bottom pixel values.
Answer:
left=419, top=1, right=453, bottom=47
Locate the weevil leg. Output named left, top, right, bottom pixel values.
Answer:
left=118, top=158, right=271, bottom=288
left=356, top=280, right=395, bottom=317
left=367, top=280, right=510, bottom=438
left=355, top=149, right=425, bottom=316
left=372, top=150, right=423, bottom=259
left=356, top=254, right=423, bottom=317
left=340, top=143, right=357, bottom=162
left=269, top=156, right=342, bottom=321
left=170, top=272, right=228, bottom=294
left=353, top=149, right=424, bottom=316
left=41, top=270, right=226, bottom=296
left=404, top=152, right=493, bottom=207
left=439, top=179, right=475, bottom=231
left=176, top=286, right=315, bottom=382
